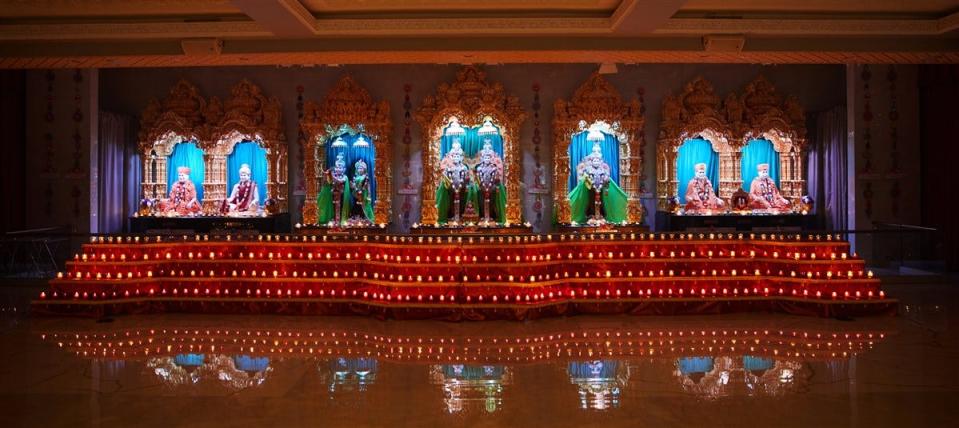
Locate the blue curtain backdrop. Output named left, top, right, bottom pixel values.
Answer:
left=743, top=356, right=774, bottom=371
left=740, top=138, right=781, bottom=191
left=676, top=138, right=719, bottom=203
left=227, top=140, right=268, bottom=202
left=568, top=361, right=619, bottom=379
left=567, top=130, right=620, bottom=192
left=166, top=140, right=205, bottom=201
left=174, top=354, right=205, bottom=367
left=441, top=123, right=504, bottom=159
left=441, top=365, right=505, bottom=379
left=325, top=133, right=377, bottom=205
left=233, top=355, right=270, bottom=372
left=678, top=357, right=715, bottom=375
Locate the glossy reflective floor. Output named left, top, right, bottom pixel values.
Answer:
left=1, top=280, right=956, bottom=427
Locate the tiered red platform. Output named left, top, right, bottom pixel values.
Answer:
left=33, top=232, right=896, bottom=319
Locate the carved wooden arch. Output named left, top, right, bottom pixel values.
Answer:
left=205, top=79, right=288, bottom=212
left=300, top=75, right=393, bottom=225
left=733, top=75, right=808, bottom=201
left=415, top=65, right=527, bottom=225
left=138, top=79, right=209, bottom=201
left=552, top=72, right=645, bottom=224
left=656, top=77, right=742, bottom=209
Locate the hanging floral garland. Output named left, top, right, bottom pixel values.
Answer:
left=861, top=65, right=873, bottom=219
left=886, top=66, right=900, bottom=217
left=400, top=83, right=414, bottom=229
left=530, top=83, right=545, bottom=228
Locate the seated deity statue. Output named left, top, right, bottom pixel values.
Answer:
left=316, top=153, right=350, bottom=226
left=436, top=140, right=478, bottom=224
left=347, top=159, right=374, bottom=226
left=684, top=163, right=726, bottom=214
left=748, top=163, right=791, bottom=212
left=220, top=163, right=260, bottom=216
left=568, top=142, right=628, bottom=225
left=474, top=140, right=506, bottom=225
left=160, top=166, right=201, bottom=216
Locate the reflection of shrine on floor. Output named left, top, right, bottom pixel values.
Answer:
left=568, top=360, right=630, bottom=410
left=326, top=357, right=378, bottom=393
left=431, top=364, right=510, bottom=414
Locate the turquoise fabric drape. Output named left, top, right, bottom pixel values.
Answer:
left=227, top=140, right=268, bottom=202
left=740, top=138, right=781, bottom=191
left=678, top=357, right=714, bottom=375
left=166, top=141, right=205, bottom=201
left=233, top=355, right=270, bottom=372
left=567, top=130, right=620, bottom=192
left=325, top=133, right=377, bottom=205
left=676, top=138, right=719, bottom=204
left=441, top=365, right=505, bottom=379
left=174, top=354, right=204, bottom=367
left=440, top=123, right=504, bottom=159
left=743, top=356, right=774, bottom=371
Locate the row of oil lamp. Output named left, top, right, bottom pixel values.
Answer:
left=51, top=346, right=867, bottom=363
left=42, top=329, right=884, bottom=342
left=87, top=232, right=848, bottom=245
left=71, top=249, right=859, bottom=263
left=57, top=267, right=875, bottom=282
left=41, top=284, right=885, bottom=301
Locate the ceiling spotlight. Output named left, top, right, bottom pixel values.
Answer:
left=598, top=63, right=618, bottom=75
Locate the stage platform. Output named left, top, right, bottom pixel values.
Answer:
left=33, top=232, right=895, bottom=320
left=129, top=213, right=291, bottom=234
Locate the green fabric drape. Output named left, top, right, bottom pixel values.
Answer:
left=435, top=178, right=479, bottom=224
left=568, top=179, right=628, bottom=224
left=350, top=176, right=375, bottom=221
left=476, top=183, right=507, bottom=224
left=316, top=180, right=350, bottom=225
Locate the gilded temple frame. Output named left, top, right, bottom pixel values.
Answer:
left=300, top=75, right=393, bottom=225
left=552, top=72, right=645, bottom=224
left=415, top=66, right=527, bottom=225
left=138, top=79, right=209, bottom=204
left=656, top=77, right=741, bottom=210
left=733, top=75, right=808, bottom=202
left=205, top=79, right=289, bottom=213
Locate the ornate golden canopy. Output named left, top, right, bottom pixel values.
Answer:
left=138, top=79, right=288, bottom=214
left=733, top=75, right=808, bottom=201
left=202, top=79, right=289, bottom=212
left=415, top=65, right=527, bottom=225
left=300, top=75, right=393, bottom=225
left=656, top=76, right=809, bottom=209
left=656, top=77, right=742, bottom=209
left=552, top=72, right=645, bottom=224
left=138, top=79, right=210, bottom=202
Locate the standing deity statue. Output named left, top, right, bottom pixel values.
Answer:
left=474, top=140, right=506, bottom=225
left=436, top=140, right=477, bottom=224
left=220, top=163, right=260, bottom=216
left=160, top=166, right=201, bottom=216
left=684, top=163, right=726, bottom=214
left=748, top=163, right=791, bottom=212
left=348, top=158, right=375, bottom=225
left=568, top=142, right=628, bottom=225
left=317, top=153, right=350, bottom=226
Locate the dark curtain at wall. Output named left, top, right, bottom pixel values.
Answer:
left=97, top=112, right=140, bottom=233
left=919, top=65, right=959, bottom=270
left=808, top=106, right=848, bottom=231
left=0, top=71, right=26, bottom=233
